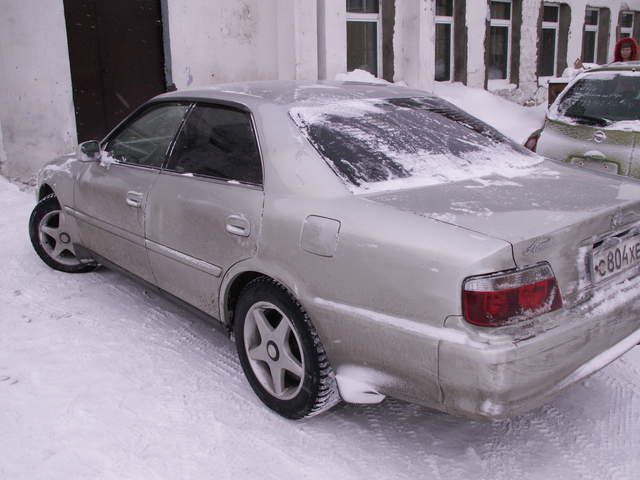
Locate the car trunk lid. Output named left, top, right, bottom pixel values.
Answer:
left=364, top=160, right=640, bottom=307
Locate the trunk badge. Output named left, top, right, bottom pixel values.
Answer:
left=525, top=237, right=551, bottom=256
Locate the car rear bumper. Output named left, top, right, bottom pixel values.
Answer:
left=438, top=279, right=640, bottom=419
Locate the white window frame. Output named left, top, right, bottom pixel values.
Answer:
left=488, top=0, right=513, bottom=89
left=620, top=10, right=635, bottom=39
left=435, top=0, right=455, bottom=82
left=584, top=7, right=599, bottom=63
left=539, top=3, right=560, bottom=80
left=346, top=7, right=383, bottom=78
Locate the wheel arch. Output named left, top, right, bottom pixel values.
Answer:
left=37, top=183, right=56, bottom=202
left=220, top=264, right=309, bottom=331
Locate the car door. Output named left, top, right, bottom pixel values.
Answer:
left=145, top=102, right=264, bottom=317
left=73, top=102, right=191, bottom=282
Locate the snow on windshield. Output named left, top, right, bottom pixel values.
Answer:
left=290, top=97, right=542, bottom=193
left=552, top=71, right=640, bottom=127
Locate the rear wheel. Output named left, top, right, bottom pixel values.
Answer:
left=29, top=194, right=96, bottom=273
left=234, top=277, right=340, bottom=419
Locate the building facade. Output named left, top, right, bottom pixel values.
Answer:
left=1, top=0, right=640, bottom=181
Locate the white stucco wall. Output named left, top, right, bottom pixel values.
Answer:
left=564, top=0, right=640, bottom=66
left=394, top=0, right=435, bottom=90
left=317, top=0, right=347, bottom=80
left=277, top=0, right=319, bottom=80
left=4, top=0, right=640, bottom=181
left=166, top=0, right=318, bottom=89
left=466, top=1, right=489, bottom=89
left=0, top=123, right=6, bottom=171
left=466, top=0, right=640, bottom=103
left=166, top=0, right=279, bottom=88
left=0, top=0, right=76, bottom=182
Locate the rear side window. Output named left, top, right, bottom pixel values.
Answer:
left=290, top=97, right=539, bottom=193
left=166, top=104, right=263, bottom=185
left=105, top=103, right=190, bottom=168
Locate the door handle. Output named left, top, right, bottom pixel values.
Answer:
left=226, top=214, right=251, bottom=237
left=126, top=191, right=143, bottom=208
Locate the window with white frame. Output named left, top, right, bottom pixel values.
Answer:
left=582, top=7, right=599, bottom=63
left=346, top=0, right=382, bottom=77
left=539, top=3, right=560, bottom=77
left=620, top=11, right=634, bottom=39
left=435, top=0, right=454, bottom=81
left=488, top=0, right=512, bottom=82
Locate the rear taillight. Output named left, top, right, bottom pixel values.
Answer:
left=524, top=131, right=540, bottom=152
left=462, top=263, right=562, bottom=327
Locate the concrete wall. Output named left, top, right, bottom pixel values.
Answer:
left=4, top=0, right=640, bottom=181
left=166, top=0, right=318, bottom=89
left=465, top=1, right=489, bottom=88
left=0, top=0, right=77, bottom=182
left=166, top=0, right=279, bottom=88
left=494, top=0, right=640, bottom=103
left=317, top=0, right=347, bottom=80
left=393, top=0, right=434, bottom=90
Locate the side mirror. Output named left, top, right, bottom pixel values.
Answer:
left=78, top=140, right=101, bottom=161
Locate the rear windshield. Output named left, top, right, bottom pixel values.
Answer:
left=556, top=72, right=640, bottom=126
left=290, top=97, right=540, bottom=193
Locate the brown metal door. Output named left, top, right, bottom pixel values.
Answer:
left=63, top=0, right=166, bottom=142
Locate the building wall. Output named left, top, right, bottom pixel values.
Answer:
left=317, top=0, right=347, bottom=80
left=3, top=0, right=640, bottom=181
left=465, top=0, right=640, bottom=103
left=0, top=0, right=77, bottom=182
left=393, top=0, right=435, bottom=90
left=166, top=0, right=317, bottom=89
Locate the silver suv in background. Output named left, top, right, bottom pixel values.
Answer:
left=526, top=62, right=640, bottom=178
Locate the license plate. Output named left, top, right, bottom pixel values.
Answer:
left=592, top=235, right=640, bottom=283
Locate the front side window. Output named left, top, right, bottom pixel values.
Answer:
left=290, top=97, right=538, bottom=193
left=555, top=72, right=640, bottom=125
left=104, top=103, right=190, bottom=168
left=166, top=104, right=262, bottom=185
left=435, top=0, right=454, bottom=81
left=619, top=11, right=634, bottom=39
left=582, top=8, right=599, bottom=63
left=539, top=4, right=560, bottom=77
left=488, top=0, right=512, bottom=81
left=346, top=0, right=381, bottom=76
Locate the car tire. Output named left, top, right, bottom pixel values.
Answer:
left=29, top=194, right=96, bottom=274
left=234, top=277, right=340, bottom=419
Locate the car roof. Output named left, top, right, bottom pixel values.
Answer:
left=586, top=61, right=640, bottom=73
left=154, top=80, right=431, bottom=110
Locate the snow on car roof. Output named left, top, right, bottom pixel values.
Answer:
left=155, top=80, right=430, bottom=108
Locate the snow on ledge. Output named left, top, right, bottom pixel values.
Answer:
left=334, top=69, right=389, bottom=84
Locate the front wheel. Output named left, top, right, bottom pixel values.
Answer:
left=28, top=194, right=96, bottom=273
left=234, top=277, right=340, bottom=419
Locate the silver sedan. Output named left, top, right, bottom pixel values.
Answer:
left=30, top=81, right=640, bottom=420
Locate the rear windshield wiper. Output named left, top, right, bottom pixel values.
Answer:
left=564, top=113, right=611, bottom=127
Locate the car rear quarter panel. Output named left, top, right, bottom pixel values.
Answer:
left=243, top=191, right=516, bottom=407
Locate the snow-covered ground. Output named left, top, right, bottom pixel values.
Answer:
left=2, top=85, right=640, bottom=479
